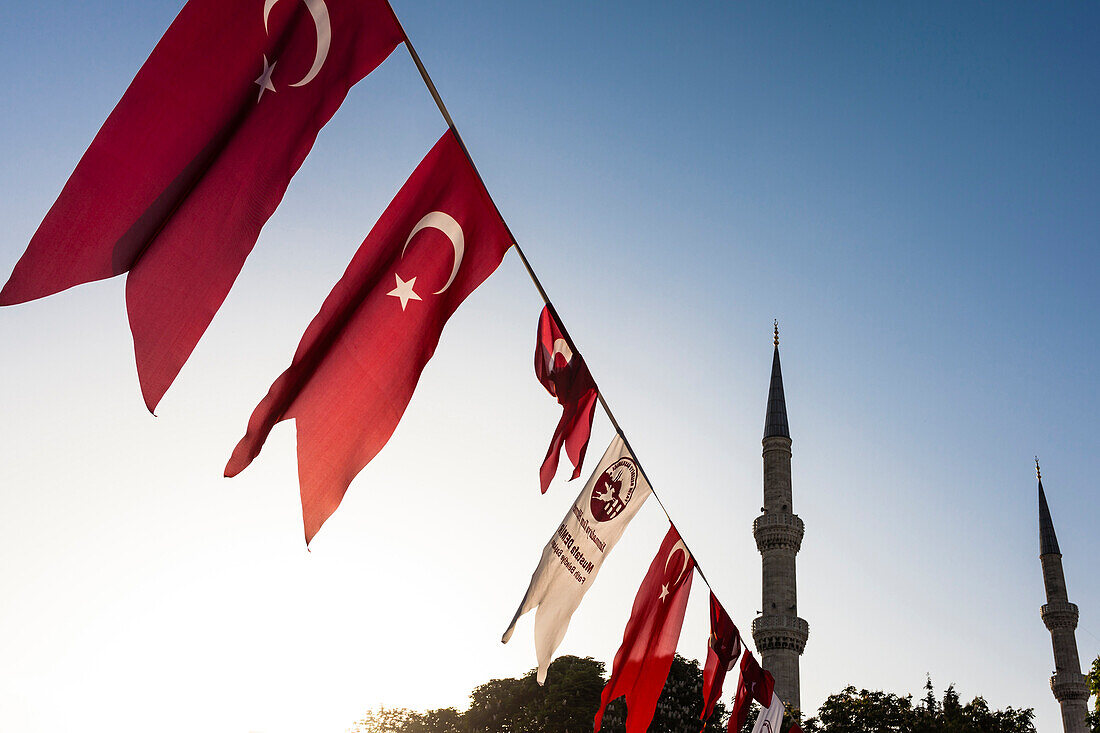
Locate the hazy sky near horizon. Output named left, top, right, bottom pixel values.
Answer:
left=1, top=2, right=1098, bottom=732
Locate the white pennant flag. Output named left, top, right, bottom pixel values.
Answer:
left=502, top=435, right=652, bottom=683
left=751, top=692, right=785, bottom=733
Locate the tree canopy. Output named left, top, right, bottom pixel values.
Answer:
left=799, top=677, right=1034, bottom=733
left=1087, top=653, right=1099, bottom=733
left=349, top=655, right=725, bottom=733
left=349, top=659, right=1038, bottom=733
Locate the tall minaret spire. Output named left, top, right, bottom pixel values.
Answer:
left=764, top=320, right=790, bottom=440
left=1036, top=461, right=1090, bottom=733
left=753, top=322, right=808, bottom=711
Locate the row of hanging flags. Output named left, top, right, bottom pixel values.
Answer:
left=1, top=1, right=802, bottom=731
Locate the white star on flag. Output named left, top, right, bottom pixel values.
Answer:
left=387, top=273, right=422, bottom=310
left=254, top=55, right=277, bottom=101
left=658, top=583, right=669, bottom=602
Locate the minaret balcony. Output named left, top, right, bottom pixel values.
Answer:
left=1050, top=671, right=1089, bottom=702
left=751, top=614, right=809, bottom=654
left=1041, top=601, right=1079, bottom=631
left=753, top=512, right=804, bottom=553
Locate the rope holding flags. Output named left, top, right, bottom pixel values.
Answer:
left=391, top=0, right=726, bottom=598
left=0, top=0, right=788, bottom=724
left=393, top=0, right=724, bottom=596
left=391, top=10, right=785, bottom=723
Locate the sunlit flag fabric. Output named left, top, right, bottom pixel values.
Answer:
left=729, top=651, right=775, bottom=733
left=750, top=692, right=786, bottom=733
left=225, top=131, right=512, bottom=544
left=592, top=524, right=695, bottom=733
left=503, top=435, right=652, bottom=683
left=534, top=306, right=599, bottom=493
left=0, top=0, right=404, bottom=411
left=700, top=592, right=743, bottom=726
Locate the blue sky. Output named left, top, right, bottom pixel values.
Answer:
left=1, top=2, right=1097, bottom=732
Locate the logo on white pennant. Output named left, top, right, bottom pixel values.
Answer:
left=387, top=212, right=466, bottom=311
left=589, top=457, right=638, bottom=522
left=255, top=0, right=333, bottom=102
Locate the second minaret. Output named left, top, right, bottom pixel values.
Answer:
left=752, top=323, right=809, bottom=711
left=1037, top=463, right=1090, bottom=733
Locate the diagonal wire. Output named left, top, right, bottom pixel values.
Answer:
left=390, top=11, right=726, bottom=595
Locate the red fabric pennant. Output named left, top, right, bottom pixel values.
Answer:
left=700, top=592, right=743, bottom=726
left=225, top=131, right=512, bottom=544
left=593, top=524, right=695, bottom=733
left=535, top=306, right=598, bottom=492
left=1, top=0, right=404, bottom=411
left=728, top=651, right=774, bottom=733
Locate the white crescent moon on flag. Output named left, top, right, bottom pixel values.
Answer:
left=263, top=0, right=280, bottom=32
left=664, top=539, right=691, bottom=586
left=262, top=0, right=332, bottom=88
left=402, top=212, right=465, bottom=294
left=550, top=338, right=573, bottom=365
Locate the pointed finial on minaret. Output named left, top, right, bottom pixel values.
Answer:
left=1037, top=458, right=1060, bottom=555
left=764, top=321, right=789, bottom=439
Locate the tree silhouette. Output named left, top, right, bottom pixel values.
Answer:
left=349, top=664, right=1035, bottom=733
left=799, top=679, right=1034, bottom=733
left=349, top=655, right=726, bottom=733
left=1087, top=654, right=1099, bottom=733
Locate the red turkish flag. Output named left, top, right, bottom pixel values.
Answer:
left=729, top=651, right=774, bottom=733
left=534, top=306, right=598, bottom=492
left=0, top=0, right=404, bottom=411
left=700, top=593, right=743, bottom=726
left=225, top=131, right=512, bottom=544
left=593, top=525, right=695, bottom=733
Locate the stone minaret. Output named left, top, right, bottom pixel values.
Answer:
left=752, top=323, right=808, bottom=711
left=1036, top=460, right=1090, bottom=733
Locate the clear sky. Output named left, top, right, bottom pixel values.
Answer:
left=1, top=2, right=1098, bottom=732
